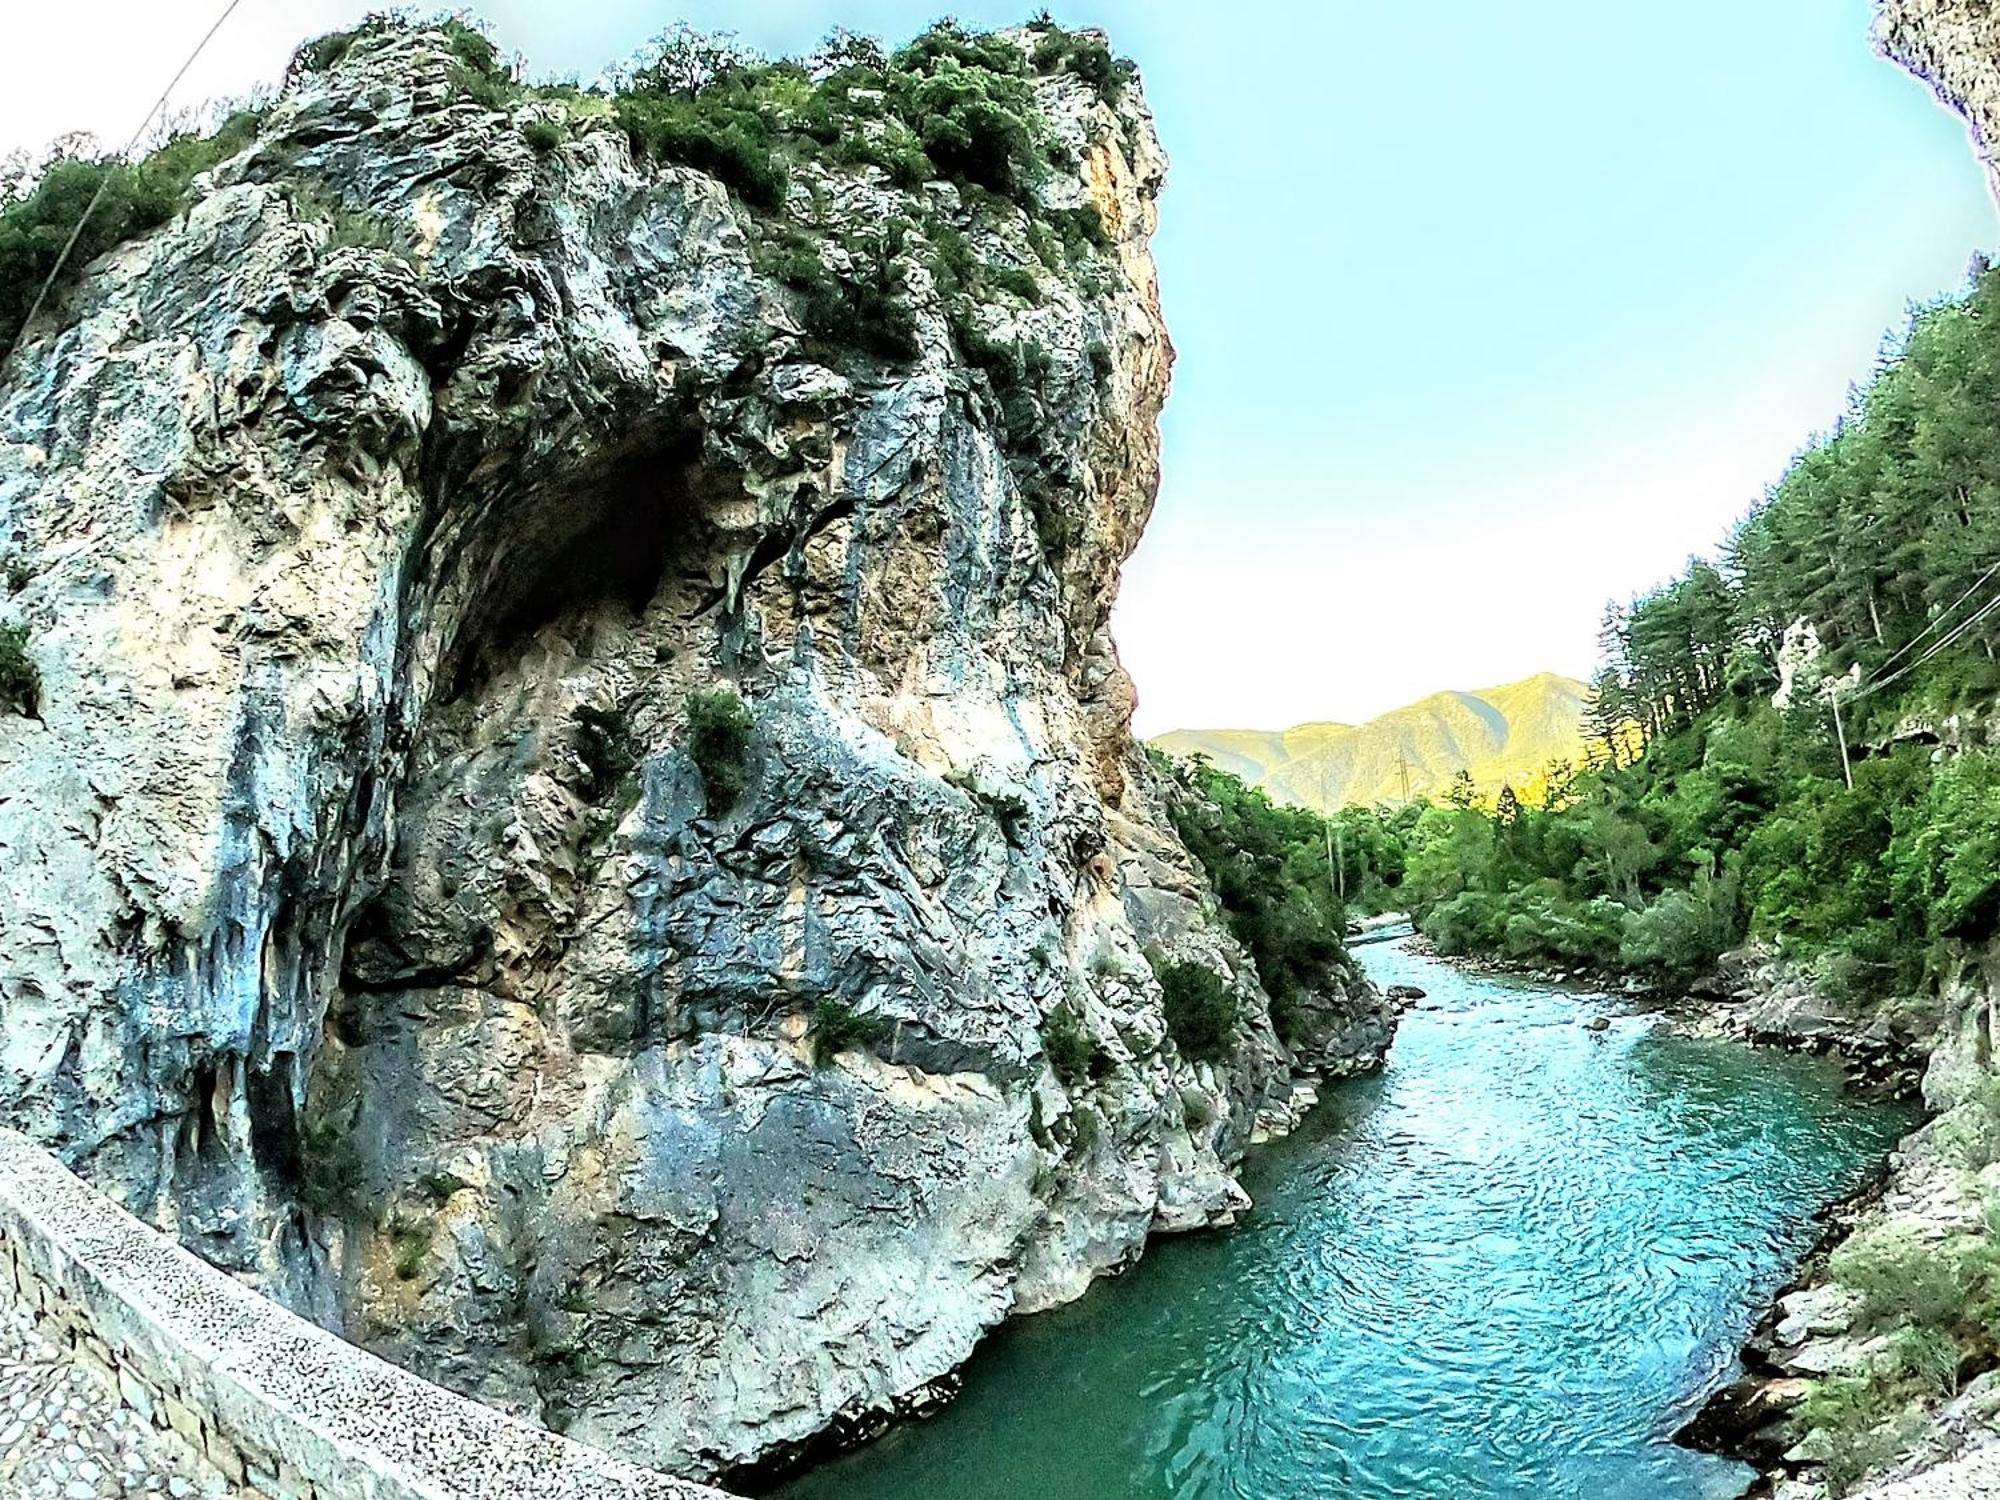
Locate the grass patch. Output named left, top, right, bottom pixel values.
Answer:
left=383, top=1209, right=433, bottom=1282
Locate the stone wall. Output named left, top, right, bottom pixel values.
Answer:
left=0, top=1131, right=727, bottom=1500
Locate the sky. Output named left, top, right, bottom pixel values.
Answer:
left=2, top=1, right=1995, bottom=734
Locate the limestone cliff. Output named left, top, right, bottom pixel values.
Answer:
left=0, top=20, right=1390, bottom=1481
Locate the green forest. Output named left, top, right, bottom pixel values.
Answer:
left=1155, top=272, right=2000, bottom=1490
left=1169, top=263, right=2000, bottom=1030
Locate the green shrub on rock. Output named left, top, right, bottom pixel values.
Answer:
left=1797, top=1372, right=1927, bottom=1498
left=615, top=91, right=787, bottom=209
left=1029, top=28, right=1136, bottom=106
left=810, top=998, right=884, bottom=1065
left=1155, top=959, right=1238, bottom=1062
left=292, top=14, right=506, bottom=83
left=684, top=688, right=755, bottom=812
left=0, top=623, right=37, bottom=716
left=572, top=703, right=636, bottom=805
left=759, top=226, right=921, bottom=364
left=297, top=1111, right=364, bottom=1217
left=1042, top=1006, right=1101, bottom=1086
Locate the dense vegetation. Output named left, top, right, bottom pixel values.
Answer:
left=0, top=108, right=267, bottom=353
left=1268, top=269, right=2000, bottom=1025
left=1152, top=752, right=1405, bottom=1049
left=1, top=8, right=1129, bottom=408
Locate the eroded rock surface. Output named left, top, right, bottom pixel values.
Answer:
left=0, top=25, right=1389, bottom=1479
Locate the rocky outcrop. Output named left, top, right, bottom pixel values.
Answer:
left=0, top=22, right=1390, bottom=1482
left=1879, top=0, right=2000, bottom=198
left=1681, top=953, right=2000, bottom=1499
left=1669, top=946, right=1930, bottom=1094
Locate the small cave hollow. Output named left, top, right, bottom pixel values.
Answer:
left=438, top=423, right=716, bottom=705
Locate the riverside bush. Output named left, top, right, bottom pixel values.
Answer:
left=1798, top=1372, right=1929, bottom=1497
left=1154, top=754, right=1354, bottom=1039
left=1830, top=1224, right=2000, bottom=1333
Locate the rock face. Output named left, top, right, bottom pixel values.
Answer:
left=0, top=24, right=1391, bottom=1480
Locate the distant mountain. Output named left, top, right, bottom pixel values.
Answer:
left=1155, top=672, right=1590, bottom=811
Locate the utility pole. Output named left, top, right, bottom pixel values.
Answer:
left=1830, top=693, right=1853, bottom=790
left=1397, top=751, right=1411, bottom=805
left=1320, top=765, right=1344, bottom=906
left=1828, top=672, right=1855, bottom=791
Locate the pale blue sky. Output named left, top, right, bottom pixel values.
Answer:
left=5, top=1, right=1995, bottom=731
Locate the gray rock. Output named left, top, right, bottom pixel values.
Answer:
left=0, top=21, right=1391, bottom=1480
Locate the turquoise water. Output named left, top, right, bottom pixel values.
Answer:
left=776, top=941, right=1915, bottom=1500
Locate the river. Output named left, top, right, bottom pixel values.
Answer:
left=777, top=940, right=1914, bottom=1500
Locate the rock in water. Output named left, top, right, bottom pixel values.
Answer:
left=0, top=20, right=1392, bottom=1479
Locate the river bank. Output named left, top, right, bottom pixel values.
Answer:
left=775, top=940, right=1911, bottom=1500
left=1670, top=952, right=2000, bottom=1500
left=1410, top=937, right=1928, bottom=1098
left=1398, top=934, right=1994, bottom=1499
left=1411, top=935, right=2000, bottom=1500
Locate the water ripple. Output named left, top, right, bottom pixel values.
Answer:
left=783, top=942, right=1915, bottom=1500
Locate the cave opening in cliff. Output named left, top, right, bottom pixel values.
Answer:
left=439, top=423, right=722, bottom=705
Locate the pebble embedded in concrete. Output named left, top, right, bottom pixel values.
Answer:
left=0, top=1292, right=243, bottom=1500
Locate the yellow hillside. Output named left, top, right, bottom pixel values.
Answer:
left=1154, top=672, right=1591, bottom=811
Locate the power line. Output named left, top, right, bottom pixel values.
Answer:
left=1868, top=556, right=2000, bottom=678
left=1855, top=585, right=2000, bottom=702
left=4, top=0, right=249, bottom=371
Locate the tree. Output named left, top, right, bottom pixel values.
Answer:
left=624, top=24, right=749, bottom=97
left=1582, top=666, right=1631, bottom=768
